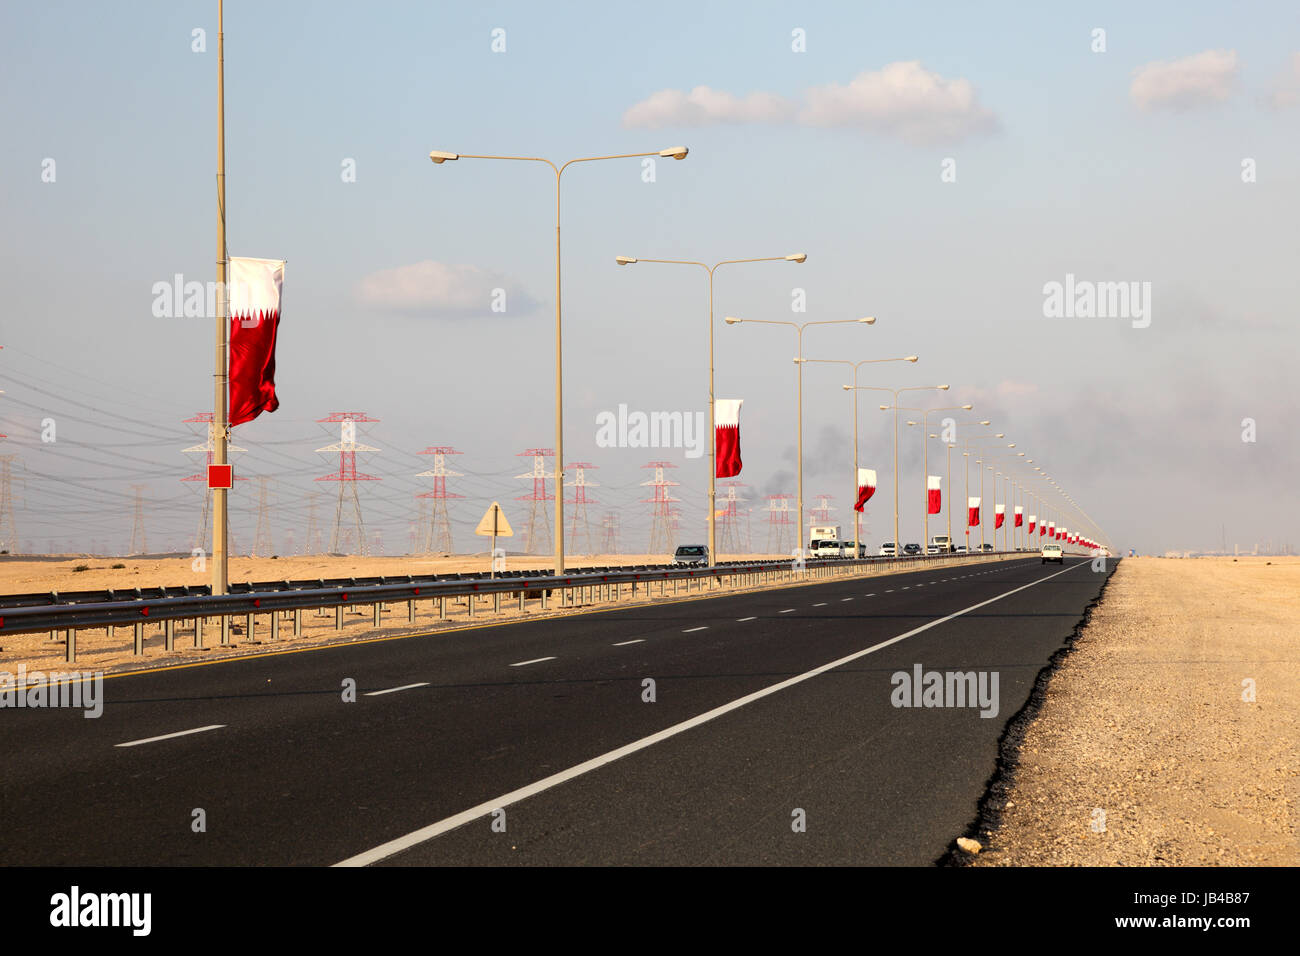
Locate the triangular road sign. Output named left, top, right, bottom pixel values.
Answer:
left=474, top=502, right=514, bottom=537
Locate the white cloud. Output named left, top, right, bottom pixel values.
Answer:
left=1267, top=52, right=1300, bottom=108
left=354, top=261, right=537, bottom=317
left=622, top=62, right=998, bottom=145
left=799, top=62, right=998, bottom=144
left=1130, top=49, right=1238, bottom=110
left=622, top=85, right=795, bottom=128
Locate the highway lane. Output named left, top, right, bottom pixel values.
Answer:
left=0, top=556, right=1113, bottom=865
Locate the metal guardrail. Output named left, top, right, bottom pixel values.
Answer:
left=0, top=550, right=1027, bottom=662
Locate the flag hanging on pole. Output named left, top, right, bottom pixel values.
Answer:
left=1028, top=515, right=1036, bottom=534
left=1048, top=522, right=1055, bottom=538
left=714, top=399, right=743, bottom=478
left=228, top=256, right=285, bottom=427
left=927, top=475, right=941, bottom=515
left=994, top=504, right=1005, bottom=530
left=1014, top=505, right=1023, bottom=527
left=967, top=497, right=980, bottom=526
left=854, top=468, right=877, bottom=512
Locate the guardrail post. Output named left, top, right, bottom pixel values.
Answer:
left=335, top=606, right=343, bottom=631
left=65, top=629, right=76, bottom=663
left=220, top=615, right=232, bottom=645
left=373, top=603, right=382, bottom=627
left=541, top=589, right=548, bottom=610
left=293, top=608, right=302, bottom=637
left=133, top=622, right=144, bottom=655
left=246, top=612, right=255, bottom=643
left=494, top=592, right=501, bottom=613
left=195, top=617, right=204, bottom=649
left=439, top=596, right=447, bottom=620
left=269, top=610, right=279, bottom=642
left=468, top=593, right=475, bottom=618
left=518, top=591, right=525, bottom=611
left=407, top=599, right=416, bottom=623
left=164, top=619, right=175, bottom=651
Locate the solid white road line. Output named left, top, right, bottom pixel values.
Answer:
left=364, top=682, right=430, bottom=697
left=737, top=616, right=757, bottom=622
left=115, top=725, right=225, bottom=748
left=612, top=639, right=644, bottom=646
left=334, top=561, right=1085, bottom=867
left=510, top=657, right=556, bottom=667
left=682, top=626, right=709, bottom=633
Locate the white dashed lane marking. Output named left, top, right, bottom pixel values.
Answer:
left=612, top=639, right=644, bottom=646
left=364, top=683, right=430, bottom=697
left=116, top=725, right=225, bottom=748
left=510, top=657, right=557, bottom=667
left=682, top=626, right=709, bottom=633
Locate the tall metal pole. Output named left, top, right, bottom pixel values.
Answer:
left=946, top=441, right=952, bottom=548
left=851, top=368, right=859, bottom=558
left=796, top=328, right=804, bottom=556
left=893, top=402, right=900, bottom=554
left=553, top=171, right=564, bottom=574
left=922, top=426, right=929, bottom=550
left=707, top=268, right=716, bottom=563
left=979, top=460, right=985, bottom=551
left=212, top=0, right=229, bottom=596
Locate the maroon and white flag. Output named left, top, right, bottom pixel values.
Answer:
left=228, top=256, right=285, bottom=427
left=994, top=504, right=1005, bottom=530
left=1028, top=514, right=1036, bottom=534
left=714, top=399, right=743, bottom=478
left=1048, top=522, right=1055, bottom=538
left=1014, top=505, right=1023, bottom=527
left=927, top=475, right=941, bottom=515
left=967, top=497, right=980, bottom=527
left=854, top=468, right=877, bottom=512
left=1039, top=523, right=1046, bottom=537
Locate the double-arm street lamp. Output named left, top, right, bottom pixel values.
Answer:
left=900, top=404, right=972, bottom=550
left=801, top=356, right=919, bottom=557
left=429, top=145, right=689, bottom=573
left=845, top=385, right=950, bottom=555
left=725, top=316, right=876, bottom=554
left=614, top=253, right=806, bottom=565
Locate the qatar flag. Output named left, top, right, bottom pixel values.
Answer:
left=1048, top=522, right=1055, bottom=538
left=967, top=497, right=980, bottom=526
left=854, top=468, right=877, bottom=512
left=1040, top=523, right=1047, bottom=537
left=994, top=504, right=1005, bottom=530
left=1028, top=515, right=1036, bottom=534
left=1014, top=506, right=1023, bottom=527
left=228, top=256, right=285, bottom=427
left=714, top=399, right=743, bottom=478
left=927, top=475, right=941, bottom=515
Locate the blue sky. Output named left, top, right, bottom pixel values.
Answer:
left=1, top=1, right=1297, bottom=556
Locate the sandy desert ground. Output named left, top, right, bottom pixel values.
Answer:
left=969, top=556, right=1300, bottom=866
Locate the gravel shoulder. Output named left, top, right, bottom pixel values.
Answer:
left=969, top=556, right=1300, bottom=866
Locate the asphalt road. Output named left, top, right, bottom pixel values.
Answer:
left=0, top=555, right=1114, bottom=866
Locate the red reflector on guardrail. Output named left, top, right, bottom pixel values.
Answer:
left=141, top=607, right=149, bottom=617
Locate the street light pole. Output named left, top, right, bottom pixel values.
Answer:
left=429, top=145, right=689, bottom=573
left=616, top=254, right=805, bottom=565
left=726, top=315, right=875, bottom=557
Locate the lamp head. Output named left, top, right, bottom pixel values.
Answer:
left=428, top=150, right=459, bottom=164
left=659, top=146, right=689, bottom=160
left=786, top=253, right=807, bottom=263
left=723, top=316, right=742, bottom=325
left=615, top=256, right=637, bottom=266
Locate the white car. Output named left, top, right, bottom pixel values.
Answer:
left=1041, top=543, right=1063, bottom=564
left=878, top=542, right=897, bottom=557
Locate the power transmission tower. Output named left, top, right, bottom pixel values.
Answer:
left=0, top=455, right=19, bottom=554
left=181, top=413, right=245, bottom=553
left=416, top=445, right=463, bottom=554
left=599, top=510, right=620, bottom=555
left=811, top=493, right=836, bottom=524
left=304, top=490, right=323, bottom=554
left=515, top=448, right=554, bottom=555
left=641, top=461, right=679, bottom=555
left=564, top=462, right=598, bottom=555
left=717, top=480, right=747, bottom=555
left=315, top=412, right=381, bottom=555
left=128, top=484, right=149, bottom=555
left=252, top=477, right=275, bottom=556
left=765, top=494, right=794, bottom=554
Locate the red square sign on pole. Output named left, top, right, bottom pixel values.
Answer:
left=208, top=464, right=234, bottom=489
